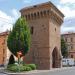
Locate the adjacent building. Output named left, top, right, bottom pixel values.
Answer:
left=0, top=31, right=10, bottom=66
left=62, top=33, right=75, bottom=59
left=0, top=31, right=16, bottom=66
left=20, top=1, right=64, bottom=69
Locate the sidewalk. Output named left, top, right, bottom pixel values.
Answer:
left=0, top=67, right=5, bottom=73
left=2, top=67, right=75, bottom=75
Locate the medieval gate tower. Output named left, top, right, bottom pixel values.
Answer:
left=20, top=2, right=64, bottom=69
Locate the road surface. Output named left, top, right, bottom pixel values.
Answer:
left=0, top=73, right=6, bottom=75
left=0, top=67, right=75, bottom=75
left=30, top=67, right=75, bottom=75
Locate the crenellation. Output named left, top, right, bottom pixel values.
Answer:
left=22, top=9, right=52, bottom=20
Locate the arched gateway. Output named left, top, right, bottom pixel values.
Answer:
left=20, top=1, right=64, bottom=69
left=52, top=47, right=61, bottom=68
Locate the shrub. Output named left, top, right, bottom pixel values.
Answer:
left=28, top=64, right=36, bottom=70
left=7, top=64, right=22, bottom=72
left=8, top=66, right=18, bottom=72
left=24, top=66, right=32, bottom=71
left=7, top=64, right=36, bottom=72
left=7, top=64, right=16, bottom=68
left=7, top=64, right=18, bottom=72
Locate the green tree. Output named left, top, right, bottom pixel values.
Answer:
left=61, top=38, right=68, bottom=58
left=7, top=17, right=31, bottom=57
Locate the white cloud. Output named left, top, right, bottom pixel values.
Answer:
left=58, top=0, right=75, bottom=33
left=0, top=9, right=20, bottom=33
left=60, top=0, right=75, bottom=4
left=58, top=5, right=75, bottom=18
left=0, top=10, right=13, bottom=32
left=0, top=11, right=13, bottom=23
left=11, top=9, right=21, bottom=22
left=61, top=26, right=75, bottom=34
left=61, top=18, right=75, bottom=34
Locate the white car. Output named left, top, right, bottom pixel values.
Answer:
left=62, top=58, right=75, bottom=66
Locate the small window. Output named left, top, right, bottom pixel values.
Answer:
left=71, top=55, right=73, bottom=58
left=71, top=38, right=73, bottom=42
left=71, top=45, right=73, bottom=49
left=65, top=38, right=67, bottom=42
left=31, top=26, right=34, bottom=34
left=55, top=28, right=56, bottom=31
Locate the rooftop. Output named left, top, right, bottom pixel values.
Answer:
left=0, top=31, right=9, bottom=36
left=20, top=1, right=64, bottom=18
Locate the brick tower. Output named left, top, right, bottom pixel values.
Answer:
left=20, top=2, right=64, bottom=69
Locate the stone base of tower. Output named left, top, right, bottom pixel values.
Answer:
left=36, top=58, right=50, bottom=70
left=23, top=56, right=62, bottom=70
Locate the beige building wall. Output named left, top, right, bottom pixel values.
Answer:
left=0, top=32, right=9, bottom=66
left=0, top=31, right=14, bottom=66
left=62, top=33, right=75, bottom=59
left=20, top=2, right=64, bottom=69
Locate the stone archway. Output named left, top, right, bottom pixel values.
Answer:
left=52, top=47, right=61, bottom=68
left=8, top=55, right=15, bottom=65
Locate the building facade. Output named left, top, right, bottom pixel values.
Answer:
left=20, top=2, right=64, bottom=69
left=0, top=31, right=17, bottom=66
left=0, top=31, right=10, bottom=66
left=62, top=33, right=75, bottom=59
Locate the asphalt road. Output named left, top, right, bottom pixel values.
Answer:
left=0, top=67, right=75, bottom=75
left=0, top=73, right=6, bottom=75
left=30, top=67, right=75, bottom=75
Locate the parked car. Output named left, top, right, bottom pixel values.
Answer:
left=0, top=64, right=4, bottom=67
left=62, top=58, right=75, bottom=67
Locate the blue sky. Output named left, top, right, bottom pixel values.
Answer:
left=0, top=0, right=75, bottom=34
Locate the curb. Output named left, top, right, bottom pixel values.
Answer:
left=2, top=67, right=75, bottom=75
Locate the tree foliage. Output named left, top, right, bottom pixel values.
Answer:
left=7, top=17, right=31, bottom=57
left=61, top=38, right=68, bottom=58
